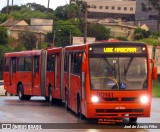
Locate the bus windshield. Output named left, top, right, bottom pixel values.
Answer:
left=89, top=57, right=148, bottom=90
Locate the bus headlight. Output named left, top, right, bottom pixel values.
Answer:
left=91, top=96, right=99, bottom=103
left=140, top=96, right=149, bottom=104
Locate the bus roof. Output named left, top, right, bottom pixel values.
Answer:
left=5, top=50, right=42, bottom=57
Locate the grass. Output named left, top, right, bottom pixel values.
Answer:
left=152, top=80, right=160, bottom=97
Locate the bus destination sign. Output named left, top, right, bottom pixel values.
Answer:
left=104, top=47, right=137, bottom=53
left=89, top=46, right=146, bottom=54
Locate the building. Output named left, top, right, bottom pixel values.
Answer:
left=0, top=20, right=29, bottom=39
left=90, top=18, right=137, bottom=40
left=30, top=18, right=53, bottom=33
left=70, top=0, right=159, bottom=31
left=0, top=19, right=47, bottom=46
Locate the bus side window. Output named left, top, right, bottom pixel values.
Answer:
left=4, top=58, right=10, bottom=72
left=12, top=57, right=16, bottom=73
left=24, top=57, right=32, bottom=71
left=47, top=54, right=55, bottom=72
left=17, top=57, right=24, bottom=71
left=71, top=52, right=82, bottom=76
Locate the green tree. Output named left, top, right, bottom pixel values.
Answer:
left=9, top=7, right=55, bottom=23
left=53, top=20, right=82, bottom=47
left=115, top=36, right=128, bottom=41
left=26, top=3, right=53, bottom=13
left=54, top=5, right=68, bottom=20
left=0, top=45, right=13, bottom=79
left=0, top=14, right=8, bottom=24
left=134, top=28, right=151, bottom=40
left=1, top=5, right=22, bottom=14
left=18, top=31, right=37, bottom=50
left=0, top=27, right=9, bottom=45
left=142, top=0, right=160, bottom=31
left=137, top=38, right=160, bottom=46
left=87, top=23, right=110, bottom=40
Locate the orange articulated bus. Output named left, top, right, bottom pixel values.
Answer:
left=4, top=42, right=157, bottom=122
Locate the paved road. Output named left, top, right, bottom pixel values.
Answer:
left=0, top=96, right=159, bottom=132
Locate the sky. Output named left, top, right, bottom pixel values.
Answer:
left=0, top=0, right=70, bottom=10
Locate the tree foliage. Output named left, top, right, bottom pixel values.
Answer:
left=137, top=38, right=160, bottom=46
left=0, top=14, right=8, bottom=24
left=53, top=20, right=82, bottom=47
left=134, top=28, right=151, bottom=40
left=0, top=27, right=9, bottom=45
left=18, top=31, right=37, bottom=50
left=9, top=7, right=54, bottom=22
left=1, top=5, right=22, bottom=14
left=87, top=23, right=110, bottom=40
left=26, top=3, right=53, bottom=13
left=54, top=5, right=68, bottom=20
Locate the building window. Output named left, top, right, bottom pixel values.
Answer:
left=94, top=5, right=96, bottom=8
left=105, top=6, right=109, bottom=9
left=99, top=6, right=103, bottom=9
left=112, top=6, right=115, bottom=10
left=118, top=7, right=121, bottom=10
left=130, top=7, right=133, bottom=11
left=124, top=7, right=127, bottom=10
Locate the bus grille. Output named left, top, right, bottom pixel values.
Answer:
left=103, top=97, right=138, bottom=102
left=96, top=109, right=144, bottom=113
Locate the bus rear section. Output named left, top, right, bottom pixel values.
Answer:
left=4, top=50, right=42, bottom=100
left=84, top=42, right=155, bottom=122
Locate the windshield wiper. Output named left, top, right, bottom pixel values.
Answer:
left=124, top=57, right=134, bottom=74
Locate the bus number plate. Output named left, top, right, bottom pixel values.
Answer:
left=97, top=92, right=113, bottom=98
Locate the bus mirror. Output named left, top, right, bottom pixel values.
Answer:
left=152, top=66, right=157, bottom=80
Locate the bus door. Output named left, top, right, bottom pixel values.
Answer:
left=32, top=56, right=40, bottom=95
left=69, top=52, right=83, bottom=113
left=54, top=53, right=61, bottom=99
left=10, top=57, right=16, bottom=93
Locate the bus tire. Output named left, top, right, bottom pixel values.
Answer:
left=24, top=95, right=31, bottom=100
left=129, top=117, right=137, bottom=123
left=45, top=96, right=49, bottom=102
left=49, top=87, right=53, bottom=105
left=18, top=84, right=25, bottom=100
left=77, top=94, right=83, bottom=120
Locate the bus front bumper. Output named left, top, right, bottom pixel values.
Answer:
left=86, top=103, right=150, bottom=119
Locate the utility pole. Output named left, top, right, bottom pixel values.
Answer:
left=53, top=30, right=56, bottom=46
left=7, top=0, right=9, bottom=14
left=11, top=0, right=14, bottom=12
left=47, top=0, right=50, bottom=12
left=83, top=1, right=88, bottom=44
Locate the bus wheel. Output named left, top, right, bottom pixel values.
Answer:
left=49, top=87, right=53, bottom=105
left=18, top=84, right=24, bottom=100
left=77, top=94, right=83, bottom=120
left=45, top=96, right=49, bottom=102
left=129, top=117, right=137, bottom=123
left=24, top=95, right=31, bottom=100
